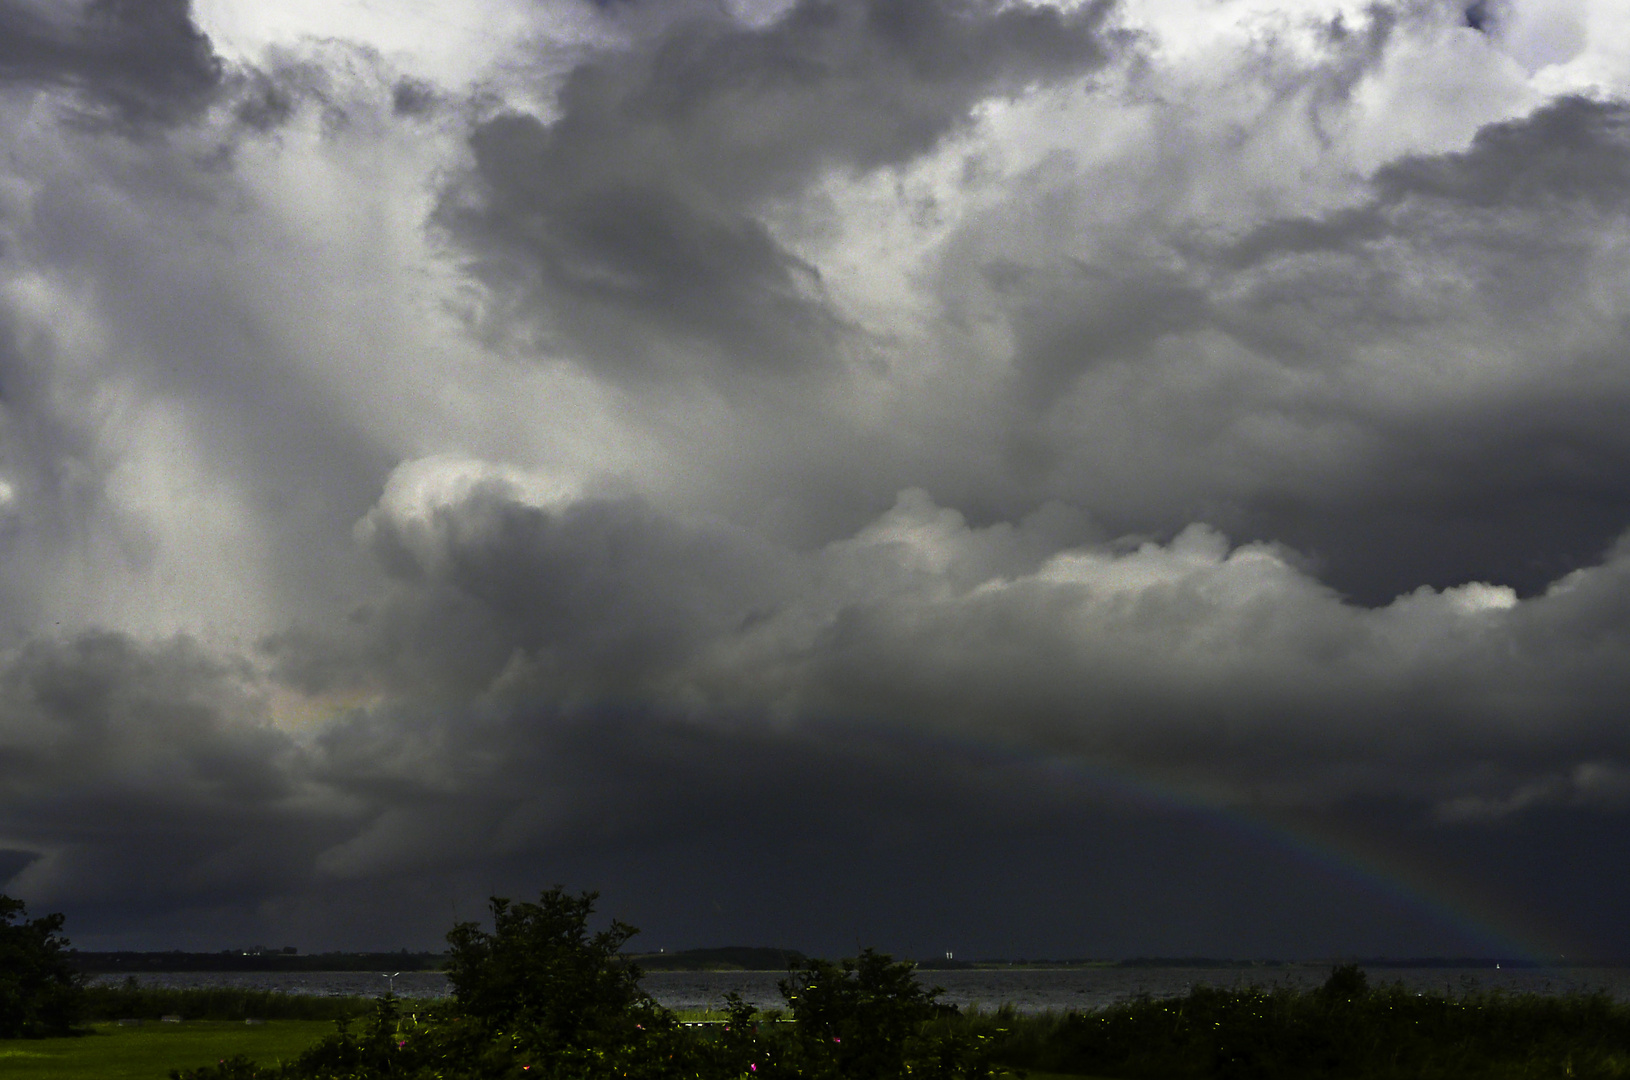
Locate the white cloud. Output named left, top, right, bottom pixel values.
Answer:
left=193, top=0, right=587, bottom=89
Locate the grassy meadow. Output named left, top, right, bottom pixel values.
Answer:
left=0, top=1020, right=334, bottom=1080
left=0, top=986, right=379, bottom=1080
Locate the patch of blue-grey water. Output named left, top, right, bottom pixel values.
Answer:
left=92, top=967, right=1630, bottom=1013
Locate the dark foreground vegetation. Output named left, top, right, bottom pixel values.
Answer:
left=0, top=894, right=81, bottom=1037
left=9, top=889, right=1630, bottom=1078
left=968, top=967, right=1630, bottom=1078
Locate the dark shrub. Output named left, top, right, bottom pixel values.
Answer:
left=780, top=948, right=990, bottom=1080
left=0, top=894, right=84, bottom=1037
left=1319, top=963, right=1368, bottom=1002
left=445, top=887, right=662, bottom=1053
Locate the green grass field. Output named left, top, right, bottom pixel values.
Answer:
left=0, top=1020, right=335, bottom=1080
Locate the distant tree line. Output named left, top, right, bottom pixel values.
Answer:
left=629, top=946, right=809, bottom=971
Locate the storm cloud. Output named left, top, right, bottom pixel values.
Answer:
left=445, top=0, right=1112, bottom=380
left=0, top=0, right=221, bottom=126
left=1, top=0, right=1629, bottom=958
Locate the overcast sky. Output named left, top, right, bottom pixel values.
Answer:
left=2, top=0, right=1629, bottom=961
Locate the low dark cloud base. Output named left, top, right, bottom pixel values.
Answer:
left=13, top=462, right=1630, bottom=954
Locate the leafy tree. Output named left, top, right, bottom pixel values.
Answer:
left=0, top=893, right=84, bottom=1038
left=779, top=948, right=989, bottom=1080
left=444, top=887, right=661, bottom=1054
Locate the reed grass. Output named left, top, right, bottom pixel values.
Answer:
left=79, top=984, right=382, bottom=1023
left=958, top=979, right=1630, bottom=1079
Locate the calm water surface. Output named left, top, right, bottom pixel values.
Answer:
left=91, top=967, right=1630, bottom=1013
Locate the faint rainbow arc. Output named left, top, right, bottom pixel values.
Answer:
left=885, top=722, right=1571, bottom=963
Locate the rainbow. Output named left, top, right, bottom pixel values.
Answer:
left=880, top=721, right=1572, bottom=963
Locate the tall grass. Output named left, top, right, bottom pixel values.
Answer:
left=80, top=983, right=384, bottom=1023
left=956, top=976, right=1630, bottom=1079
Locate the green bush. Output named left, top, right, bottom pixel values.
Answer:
left=444, top=888, right=661, bottom=1055
left=778, top=949, right=990, bottom=1080
left=968, top=966, right=1630, bottom=1080
left=0, top=893, right=85, bottom=1037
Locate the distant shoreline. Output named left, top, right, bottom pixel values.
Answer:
left=69, top=951, right=447, bottom=974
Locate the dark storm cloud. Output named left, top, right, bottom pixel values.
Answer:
left=1461, top=0, right=1496, bottom=34
left=274, top=471, right=1630, bottom=819
left=0, top=634, right=342, bottom=912
left=9, top=472, right=1630, bottom=952
left=966, top=94, right=1630, bottom=604
left=391, top=78, right=438, bottom=118
left=6, top=0, right=1630, bottom=960
left=352, top=478, right=792, bottom=692
left=0, top=0, right=221, bottom=127
left=256, top=470, right=798, bottom=704
left=1220, top=95, right=1630, bottom=601
left=1373, top=94, right=1630, bottom=210
left=239, top=465, right=1630, bottom=951
left=443, top=0, right=1112, bottom=379
left=1227, top=95, right=1630, bottom=264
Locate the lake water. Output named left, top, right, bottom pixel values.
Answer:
left=89, top=966, right=1630, bottom=1014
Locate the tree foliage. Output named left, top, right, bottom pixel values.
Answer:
left=444, top=888, right=655, bottom=1052
left=779, top=949, right=987, bottom=1080
left=0, top=893, right=85, bottom=1037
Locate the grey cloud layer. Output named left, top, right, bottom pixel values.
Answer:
left=14, top=464, right=1629, bottom=947
left=0, top=634, right=331, bottom=908
left=445, top=0, right=1111, bottom=379
left=332, top=470, right=1630, bottom=815
left=2, top=0, right=1630, bottom=954
left=931, top=91, right=1630, bottom=602
left=0, top=0, right=220, bottom=126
